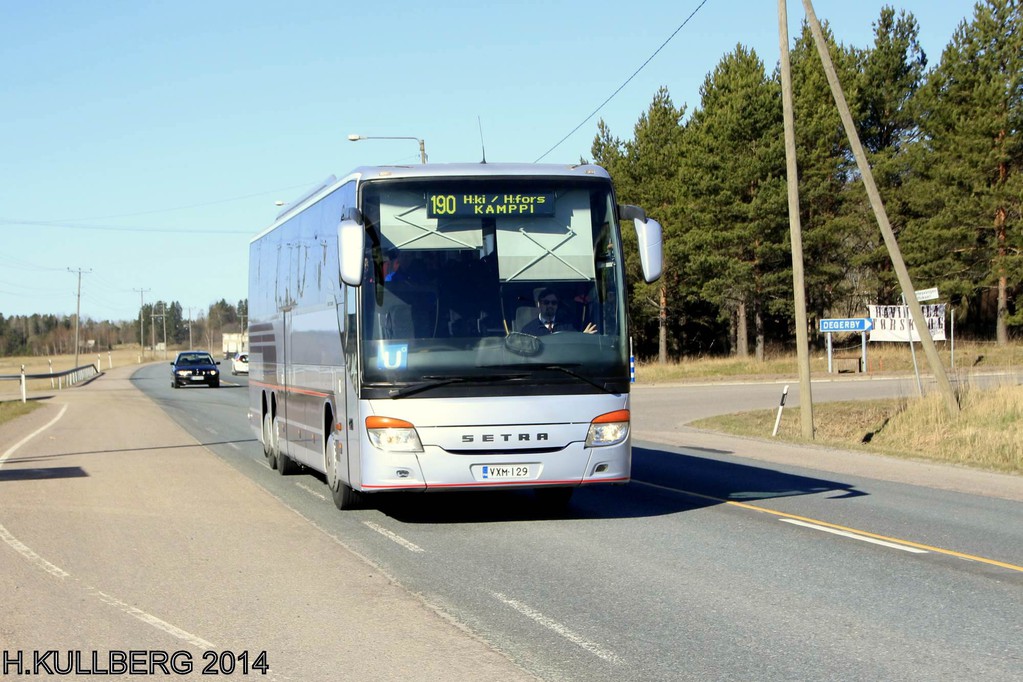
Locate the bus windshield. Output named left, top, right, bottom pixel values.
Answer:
left=358, top=176, right=628, bottom=395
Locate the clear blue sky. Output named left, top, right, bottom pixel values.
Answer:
left=0, top=0, right=972, bottom=321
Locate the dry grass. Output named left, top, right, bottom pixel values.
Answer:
left=0, top=399, right=42, bottom=425
left=644, top=341, right=1022, bottom=474
left=692, top=382, right=1023, bottom=474
left=634, top=340, right=1021, bottom=384
left=0, top=347, right=172, bottom=394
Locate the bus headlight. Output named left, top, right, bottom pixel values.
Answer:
left=366, top=416, right=423, bottom=453
left=585, top=409, right=630, bottom=447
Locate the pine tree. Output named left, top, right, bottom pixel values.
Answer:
left=680, top=45, right=787, bottom=360
left=789, top=22, right=861, bottom=324
left=593, top=88, right=687, bottom=362
left=909, top=0, right=1022, bottom=341
left=849, top=7, right=929, bottom=305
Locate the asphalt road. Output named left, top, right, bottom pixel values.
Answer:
left=128, top=363, right=1023, bottom=681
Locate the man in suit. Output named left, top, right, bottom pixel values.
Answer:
left=521, top=288, right=597, bottom=336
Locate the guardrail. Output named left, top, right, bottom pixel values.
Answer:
left=0, top=364, right=101, bottom=402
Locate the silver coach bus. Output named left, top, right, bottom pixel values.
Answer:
left=248, top=163, right=662, bottom=509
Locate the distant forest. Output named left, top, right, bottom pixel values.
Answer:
left=594, top=1, right=1021, bottom=361
left=0, top=299, right=246, bottom=357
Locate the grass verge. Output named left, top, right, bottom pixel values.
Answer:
left=691, top=383, right=1023, bottom=475
left=0, top=400, right=43, bottom=427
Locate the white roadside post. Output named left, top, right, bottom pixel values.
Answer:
left=20, top=365, right=27, bottom=403
left=772, top=385, right=790, bottom=437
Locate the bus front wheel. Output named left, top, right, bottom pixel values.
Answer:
left=326, top=432, right=360, bottom=510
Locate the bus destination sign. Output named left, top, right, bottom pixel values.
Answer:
left=427, top=192, right=556, bottom=218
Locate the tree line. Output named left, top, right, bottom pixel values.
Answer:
left=596, top=1, right=1021, bottom=362
left=0, top=299, right=247, bottom=359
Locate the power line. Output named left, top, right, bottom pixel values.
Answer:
left=2, top=181, right=322, bottom=225
left=0, top=179, right=323, bottom=234
left=0, top=218, right=251, bottom=234
left=0, top=253, right=66, bottom=272
left=534, top=0, right=712, bottom=163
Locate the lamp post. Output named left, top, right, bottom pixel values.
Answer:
left=347, top=134, right=427, bottom=164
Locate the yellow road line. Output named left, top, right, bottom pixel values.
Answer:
left=635, top=480, right=1023, bottom=574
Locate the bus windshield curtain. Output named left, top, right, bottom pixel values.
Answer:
left=496, top=190, right=595, bottom=282
left=379, top=192, right=483, bottom=251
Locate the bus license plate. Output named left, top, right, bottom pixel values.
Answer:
left=481, top=465, right=530, bottom=480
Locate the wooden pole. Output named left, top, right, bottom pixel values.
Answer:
left=801, top=0, right=959, bottom=416
left=778, top=0, right=815, bottom=438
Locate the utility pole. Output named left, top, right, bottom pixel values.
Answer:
left=68, top=268, right=91, bottom=370
left=134, top=288, right=150, bottom=359
left=801, top=0, right=959, bottom=417
left=150, top=303, right=167, bottom=358
left=187, top=307, right=193, bottom=349
left=777, top=0, right=814, bottom=439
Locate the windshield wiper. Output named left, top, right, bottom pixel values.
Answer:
left=500, top=363, right=620, bottom=395
left=388, top=373, right=528, bottom=399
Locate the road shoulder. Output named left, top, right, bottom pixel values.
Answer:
left=637, top=425, right=1023, bottom=502
left=0, top=364, right=537, bottom=681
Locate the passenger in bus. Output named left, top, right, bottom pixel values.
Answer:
left=384, top=249, right=412, bottom=282
left=521, top=288, right=597, bottom=336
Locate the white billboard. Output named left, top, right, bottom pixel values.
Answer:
left=869, top=304, right=946, bottom=342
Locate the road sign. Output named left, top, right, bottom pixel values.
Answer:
left=819, top=318, right=873, bottom=333
left=915, top=287, right=940, bottom=302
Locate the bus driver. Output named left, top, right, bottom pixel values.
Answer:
left=521, top=288, right=597, bottom=336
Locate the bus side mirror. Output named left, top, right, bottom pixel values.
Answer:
left=338, top=218, right=365, bottom=286
left=635, top=217, right=662, bottom=283
left=620, top=204, right=663, bottom=283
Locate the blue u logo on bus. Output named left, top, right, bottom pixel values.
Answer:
left=377, top=344, right=408, bottom=370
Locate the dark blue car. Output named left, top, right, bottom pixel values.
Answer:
left=170, top=351, right=221, bottom=388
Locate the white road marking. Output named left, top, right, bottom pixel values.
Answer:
left=780, top=518, right=929, bottom=553
left=0, top=524, right=216, bottom=648
left=0, top=404, right=68, bottom=466
left=0, top=523, right=70, bottom=578
left=89, top=588, right=216, bottom=649
left=363, top=521, right=424, bottom=553
left=296, top=482, right=327, bottom=501
left=491, top=592, right=622, bottom=664
left=0, top=402, right=216, bottom=651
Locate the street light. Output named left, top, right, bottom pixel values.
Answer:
left=347, top=134, right=427, bottom=164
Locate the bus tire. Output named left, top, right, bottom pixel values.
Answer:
left=326, top=432, right=360, bottom=510
left=274, top=415, right=297, bottom=475
left=263, top=412, right=276, bottom=466
left=332, top=481, right=361, bottom=510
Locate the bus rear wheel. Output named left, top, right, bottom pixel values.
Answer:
left=277, top=453, right=297, bottom=475
left=263, top=412, right=276, bottom=467
left=275, top=415, right=297, bottom=475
